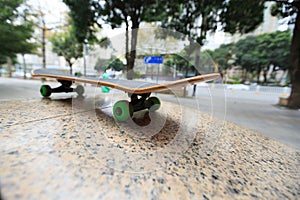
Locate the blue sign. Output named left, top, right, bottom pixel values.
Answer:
left=144, top=56, right=163, bottom=64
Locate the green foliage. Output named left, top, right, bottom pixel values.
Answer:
left=221, top=0, right=265, bottom=34
left=64, top=0, right=167, bottom=79
left=173, top=54, right=190, bottom=73
left=133, top=71, right=141, bottom=79
left=49, top=25, right=83, bottom=74
left=163, top=60, right=173, bottom=75
left=74, top=71, right=83, bottom=77
left=161, top=0, right=224, bottom=45
left=98, top=37, right=111, bottom=49
left=94, top=56, right=124, bottom=72
left=207, top=44, right=234, bottom=70
left=0, top=0, right=36, bottom=58
left=208, top=30, right=291, bottom=73
left=270, top=1, right=299, bottom=24
left=235, top=36, right=260, bottom=72
left=94, top=58, right=109, bottom=72
left=108, top=58, right=124, bottom=71
left=63, top=0, right=99, bottom=44
left=257, top=30, right=291, bottom=69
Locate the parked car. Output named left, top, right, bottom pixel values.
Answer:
left=12, top=71, right=32, bottom=78
left=226, top=84, right=250, bottom=91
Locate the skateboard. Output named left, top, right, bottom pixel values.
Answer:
left=31, top=68, right=220, bottom=121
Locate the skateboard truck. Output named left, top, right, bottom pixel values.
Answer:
left=40, top=80, right=160, bottom=122
left=40, top=79, right=84, bottom=97
left=113, top=93, right=161, bottom=122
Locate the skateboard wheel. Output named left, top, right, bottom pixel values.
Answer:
left=113, top=100, right=133, bottom=122
left=75, top=85, right=84, bottom=95
left=40, top=85, right=52, bottom=97
left=148, top=97, right=161, bottom=112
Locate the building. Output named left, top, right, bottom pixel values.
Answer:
left=226, top=2, right=279, bottom=44
left=204, top=2, right=280, bottom=50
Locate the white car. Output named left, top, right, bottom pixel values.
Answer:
left=13, top=71, right=32, bottom=78
left=197, top=82, right=209, bottom=87
left=226, top=84, right=250, bottom=91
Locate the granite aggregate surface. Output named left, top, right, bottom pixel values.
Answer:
left=0, top=96, right=299, bottom=199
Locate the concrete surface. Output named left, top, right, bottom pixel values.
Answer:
left=1, top=77, right=300, bottom=150
left=0, top=97, right=299, bottom=199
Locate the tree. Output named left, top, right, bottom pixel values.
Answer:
left=108, top=58, right=124, bottom=71
left=208, top=43, right=235, bottom=70
left=64, top=0, right=164, bottom=79
left=271, top=0, right=300, bottom=108
left=234, top=36, right=261, bottom=82
left=63, top=0, right=99, bottom=44
left=50, top=26, right=83, bottom=75
left=94, top=56, right=124, bottom=72
left=161, top=0, right=224, bottom=79
left=218, top=0, right=300, bottom=107
left=256, top=30, right=291, bottom=84
left=94, top=58, right=110, bottom=72
left=265, top=31, right=291, bottom=69
left=209, top=30, right=291, bottom=83
left=0, top=0, right=36, bottom=76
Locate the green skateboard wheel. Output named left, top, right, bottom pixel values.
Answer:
left=40, top=85, right=52, bottom=97
left=148, top=97, right=161, bottom=112
left=75, top=85, right=84, bottom=95
left=113, top=100, right=133, bottom=122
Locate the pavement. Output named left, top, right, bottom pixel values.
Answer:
left=0, top=77, right=299, bottom=199
left=158, top=90, right=300, bottom=150
left=1, top=77, right=299, bottom=150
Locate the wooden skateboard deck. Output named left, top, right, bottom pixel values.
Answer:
left=31, top=68, right=220, bottom=94
left=32, top=68, right=220, bottom=121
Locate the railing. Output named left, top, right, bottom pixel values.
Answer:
left=191, top=83, right=291, bottom=97
left=142, top=78, right=291, bottom=97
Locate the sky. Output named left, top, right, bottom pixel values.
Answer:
left=27, top=0, right=69, bottom=28
left=26, top=0, right=288, bottom=50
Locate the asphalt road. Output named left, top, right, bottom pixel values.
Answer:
left=1, top=77, right=299, bottom=150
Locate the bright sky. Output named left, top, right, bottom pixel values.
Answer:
left=25, top=0, right=289, bottom=50
left=27, top=0, right=69, bottom=28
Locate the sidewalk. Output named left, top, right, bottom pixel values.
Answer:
left=0, top=97, right=299, bottom=199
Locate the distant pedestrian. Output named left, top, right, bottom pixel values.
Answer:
left=101, top=71, right=111, bottom=93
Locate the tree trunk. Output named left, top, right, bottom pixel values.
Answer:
left=70, top=65, right=73, bottom=76
left=67, top=60, right=73, bottom=75
left=244, top=69, right=248, bottom=83
left=124, top=17, right=130, bottom=79
left=288, top=7, right=300, bottom=108
left=192, top=47, right=201, bottom=96
left=6, top=57, right=12, bottom=77
left=42, top=20, right=46, bottom=69
left=127, top=30, right=138, bottom=80
left=22, top=54, right=27, bottom=79
left=126, top=17, right=139, bottom=80
left=256, top=66, right=261, bottom=83
left=263, top=69, right=267, bottom=85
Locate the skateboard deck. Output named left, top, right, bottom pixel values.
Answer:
left=32, top=68, right=220, bottom=121
left=31, top=68, right=220, bottom=94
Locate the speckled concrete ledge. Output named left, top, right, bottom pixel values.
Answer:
left=0, top=97, right=299, bottom=199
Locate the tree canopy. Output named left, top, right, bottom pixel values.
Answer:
left=270, top=0, right=300, bottom=108
left=208, top=30, right=291, bottom=83
left=0, top=0, right=36, bottom=62
left=64, top=0, right=163, bottom=79
left=63, top=0, right=300, bottom=108
left=50, top=25, right=83, bottom=75
left=94, top=56, right=124, bottom=72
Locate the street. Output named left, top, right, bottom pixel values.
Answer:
left=0, top=77, right=299, bottom=150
